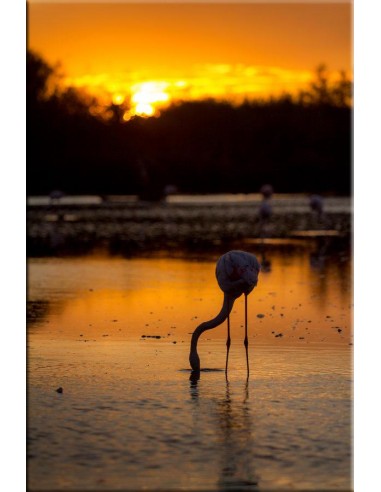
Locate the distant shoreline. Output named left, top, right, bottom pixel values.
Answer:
left=27, top=193, right=352, bottom=211
left=27, top=196, right=351, bottom=257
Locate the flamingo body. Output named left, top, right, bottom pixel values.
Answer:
left=216, top=250, right=260, bottom=297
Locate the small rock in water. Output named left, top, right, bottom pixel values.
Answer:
left=56, top=387, right=63, bottom=394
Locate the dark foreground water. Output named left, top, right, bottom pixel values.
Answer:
left=27, top=243, right=352, bottom=491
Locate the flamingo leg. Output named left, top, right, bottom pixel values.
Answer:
left=225, top=312, right=231, bottom=378
left=244, top=294, right=249, bottom=378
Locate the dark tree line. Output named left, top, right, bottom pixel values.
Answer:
left=27, top=50, right=352, bottom=197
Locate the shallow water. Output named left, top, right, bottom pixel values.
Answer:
left=27, top=243, right=352, bottom=491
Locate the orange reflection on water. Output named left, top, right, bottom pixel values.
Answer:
left=28, top=250, right=352, bottom=348
left=27, top=250, right=352, bottom=491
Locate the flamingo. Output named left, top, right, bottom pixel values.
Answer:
left=189, top=250, right=261, bottom=376
left=310, top=194, right=324, bottom=220
left=260, top=184, right=274, bottom=199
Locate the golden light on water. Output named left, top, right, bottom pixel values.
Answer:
left=28, top=252, right=352, bottom=491
left=28, top=254, right=352, bottom=346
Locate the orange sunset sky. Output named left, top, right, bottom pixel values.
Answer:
left=27, top=1, right=353, bottom=116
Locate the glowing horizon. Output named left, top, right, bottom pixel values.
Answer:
left=28, top=2, right=352, bottom=116
left=61, top=64, right=350, bottom=117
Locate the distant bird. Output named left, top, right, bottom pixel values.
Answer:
left=189, top=251, right=260, bottom=376
left=258, top=199, right=272, bottom=221
left=49, top=189, right=65, bottom=205
left=260, top=184, right=274, bottom=200
left=310, top=194, right=324, bottom=218
left=258, top=184, right=273, bottom=224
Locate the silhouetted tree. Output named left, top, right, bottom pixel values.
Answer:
left=299, top=64, right=352, bottom=107
left=27, top=51, right=352, bottom=197
left=332, top=70, right=352, bottom=108
left=27, top=50, right=55, bottom=104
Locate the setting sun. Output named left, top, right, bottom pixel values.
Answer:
left=130, top=81, right=170, bottom=116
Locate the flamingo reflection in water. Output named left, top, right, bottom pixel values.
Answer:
left=189, top=251, right=261, bottom=377
left=189, top=375, right=259, bottom=489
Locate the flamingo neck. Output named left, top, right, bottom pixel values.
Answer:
left=189, top=293, right=235, bottom=370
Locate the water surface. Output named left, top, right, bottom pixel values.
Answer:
left=28, top=244, right=352, bottom=490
